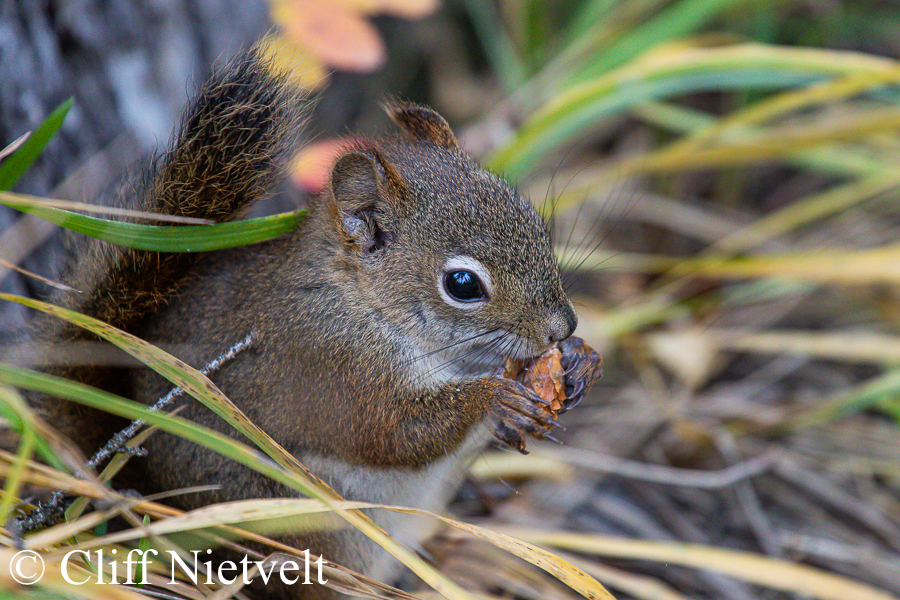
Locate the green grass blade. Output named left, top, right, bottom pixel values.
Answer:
left=0, top=364, right=293, bottom=488
left=0, top=99, right=72, bottom=191
left=488, top=69, right=820, bottom=181
left=0, top=388, right=38, bottom=524
left=463, top=0, right=527, bottom=89
left=0, top=385, right=72, bottom=474
left=575, top=0, right=751, bottom=80
left=0, top=192, right=306, bottom=252
left=491, top=43, right=900, bottom=181
left=564, top=0, right=622, bottom=42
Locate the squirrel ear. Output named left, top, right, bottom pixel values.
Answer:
left=329, top=148, right=406, bottom=253
left=385, top=102, right=459, bottom=151
left=330, top=151, right=381, bottom=212
left=331, top=147, right=407, bottom=207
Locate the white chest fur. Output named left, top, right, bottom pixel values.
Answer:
left=298, top=420, right=493, bottom=581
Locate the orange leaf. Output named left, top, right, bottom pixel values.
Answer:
left=374, top=0, right=439, bottom=18
left=292, top=138, right=358, bottom=193
left=301, top=0, right=439, bottom=18
left=278, top=0, right=386, bottom=72
left=258, top=34, right=330, bottom=90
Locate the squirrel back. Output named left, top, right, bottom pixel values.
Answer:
left=29, top=48, right=310, bottom=453
left=55, top=49, right=310, bottom=333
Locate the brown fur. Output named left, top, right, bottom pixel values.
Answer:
left=29, top=48, right=601, bottom=599
left=29, top=47, right=311, bottom=455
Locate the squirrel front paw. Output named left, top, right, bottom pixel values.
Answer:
left=489, top=336, right=602, bottom=452
left=558, top=336, right=603, bottom=412
left=488, top=377, right=559, bottom=454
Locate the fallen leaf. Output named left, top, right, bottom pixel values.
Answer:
left=276, top=0, right=386, bottom=72
left=292, top=138, right=359, bottom=192
left=258, top=33, right=330, bottom=90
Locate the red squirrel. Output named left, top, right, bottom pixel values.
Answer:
left=29, top=47, right=602, bottom=599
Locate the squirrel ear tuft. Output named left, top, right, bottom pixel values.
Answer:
left=385, top=102, right=459, bottom=151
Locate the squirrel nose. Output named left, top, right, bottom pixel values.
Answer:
left=547, top=303, right=577, bottom=344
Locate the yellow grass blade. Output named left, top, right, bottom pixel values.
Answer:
left=468, top=450, right=576, bottom=481
left=713, top=175, right=900, bottom=252
left=419, top=513, right=616, bottom=600
left=672, top=244, right=900, bottom=285
left=560, top=244, right=900, bottom=286
left=618, top=106, right=900, bottom=173
left=701, top=329, right=900, bottom=364
left=654, top=68, right=900, bottom=158
left=497, top=528, right=897, bottom=600
left=58, top=498, right=617, bottom=600
left=540, top=549, right=688, bottom=600
left=0, top=190, right=215, bottom=224
left=0, top=450, right=102, bottom=500
left=488, top=42, right=900, bottom=179
left=0, top=257, right=78, bottom=292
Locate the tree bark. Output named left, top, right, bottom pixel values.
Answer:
left=0, top=0, right=269, bottom=337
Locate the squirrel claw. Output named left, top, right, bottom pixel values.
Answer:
left=490, top=377, right=556, bottom=452
left=564, top=379, right=585, bottom=400
left=544, top=433, right=564, bottom=445
left=557, top=336, right=603, bottom=412
left=562, top=391, right=584, bottom=412
left=493, top=419, right=529, bottom=454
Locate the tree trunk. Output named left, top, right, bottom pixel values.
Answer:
left=0, top=0, right=269, bottom=337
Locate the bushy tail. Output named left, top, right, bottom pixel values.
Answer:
left=58, top=47, right=310, bottom=332
left=18, top=46, right=310, bottom=463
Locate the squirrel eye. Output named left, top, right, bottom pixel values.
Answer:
left=444, top=270, right=486, bottom=302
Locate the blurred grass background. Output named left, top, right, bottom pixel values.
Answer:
left=3, top=0, right=900, bottom=599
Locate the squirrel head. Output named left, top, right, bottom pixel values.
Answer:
left=319, top=103, right=576, bottom=381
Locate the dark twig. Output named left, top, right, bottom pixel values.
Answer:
left=14, top=333, right=254, bottom=533
left=543, top=446, right=778, bottom=489
left=87, top=332, right=255, bottom=468
left=716, top=432, right=784, bottom=558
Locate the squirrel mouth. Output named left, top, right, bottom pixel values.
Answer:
left=415, top=330, right=542, bottom=381
left=453, top=331, right=543, bottom=377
